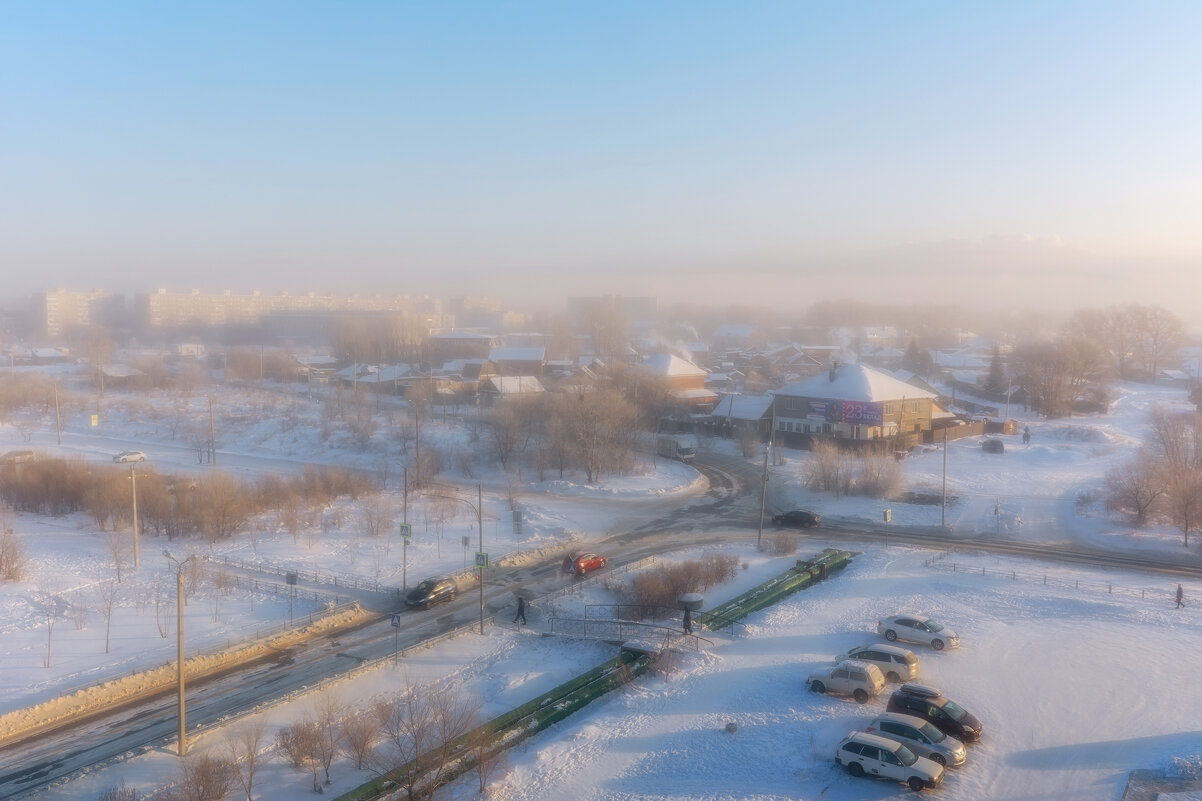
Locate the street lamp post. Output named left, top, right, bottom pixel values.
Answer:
left=757, top=443, right=771, bottom=550
left=421, top=484, right=484, bottom=634
left=163, top=550, right=197, bottom=756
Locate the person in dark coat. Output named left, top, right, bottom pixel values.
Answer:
left=1177, top=584, right=1185, bottom=609
left=683, top=608, right=693, bottom=634
left=514, top=596, right=527, bottom=624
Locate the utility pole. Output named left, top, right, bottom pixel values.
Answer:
left=941, top=429, right=948, bottom=528
left=163, top=551, right=196, bottom=757
left=402, top=467, right=409, bottom=591
left=757, top=443, right=771, bottom=550
left=478, top=483, right=484, bottom=635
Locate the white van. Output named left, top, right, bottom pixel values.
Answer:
left=840, top=643, right=920, bottom=682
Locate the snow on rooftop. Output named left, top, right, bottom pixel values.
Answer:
left=776, top=362, right=938, bottom=402
left=641, top=352, right=707, bottom=378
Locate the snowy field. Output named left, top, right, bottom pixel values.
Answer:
left=2, top=374, right=1202, bottom=799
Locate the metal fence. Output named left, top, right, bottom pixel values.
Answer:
left=208, top=554, right=392, bottom=594
left=924, top=551, right=1179, bottom=602
left=547, top=617, right=709, bottom=652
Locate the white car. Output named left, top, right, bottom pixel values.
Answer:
left=865, top=711, right=967, bottom=767
left=806, top=659, right=885, bottom=704
left=877, top=614, right=959, bottom=650
left=840, top=643, right=920, bottom=683
left=113, top=450, right=148, bottom=463
left=835, top=730, right=945, bottom=791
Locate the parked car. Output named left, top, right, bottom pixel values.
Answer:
left=405, top=577, right=457, bottom=609
left=772, top=509, right=821, bottom=528
left=0, top=450, right=36, bottom=465
left=807, top=659, right=885, bottom=704
left=982, top=438, right=1005, bottom=454
left=887, top=683, right=983, bottom=742
left=113, top=450, right=148, bottom=463
left=865, top=711, right=967, bottom=767
left=562, top=552, right=607, bottom=576
left=877, top=614, right=959, bottom=650
left=840, top=643, right=920, bottom=683
left=835, top=730, right=945, bottom=791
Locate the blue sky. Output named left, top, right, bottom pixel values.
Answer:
left=2, top=2, right=1200, bottom=314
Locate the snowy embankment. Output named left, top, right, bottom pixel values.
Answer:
left=0, top=603, right=370, bottom=746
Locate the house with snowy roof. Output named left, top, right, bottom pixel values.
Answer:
left=488, top=346, right=545, bottom=376
left=709, top=393, right=774, bottom=441
left=771, top=361, right=939, bottom=449
left=640, top=353, right=719, bottom=410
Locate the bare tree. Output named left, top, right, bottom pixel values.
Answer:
left=275, top=718, right=322, bottom=793
left=164, top=750, right=234, bottom=801
left=97, top=580, right=119, bottom=654
left=1164, top=468, right=1202, bottom=547
left=104, top=529, right=131, bottom=584
left=805, top=440, right=853, bottom=497
left=1105, top=455, right=1167, bottom=527
left=313, top=691, right=342, bottom=787
left=1132, top=305, right=1185, bottom=382
left=0, top=525, right=28, bottom=582
left=359, top=492, right=394, bottom=539
left=369, top=678, right=476, bottom=801
left=340, top=712, right=378, bottom=771
left=98, top=779, right=140, bottom=801
left=35, top=589, right=61, bottom=668
left=224, top=717, right=268, bottom=801
left=195, top=472, right=252, bottom=542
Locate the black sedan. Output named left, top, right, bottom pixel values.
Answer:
left=771, top=509, right=821, bottom=528
left=405, top=577, right=457, bottom=609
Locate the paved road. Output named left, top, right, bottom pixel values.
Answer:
left=0, top=453, right=760, bottom=799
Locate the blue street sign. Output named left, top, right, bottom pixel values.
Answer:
left=474, top=552, right=488, bottom=568
left=399, top=523, right=412, bottom=540
left=391, top=614, right=401, bottom=628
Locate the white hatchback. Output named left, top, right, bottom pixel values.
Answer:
left=877, top=614, right=959, bottom=650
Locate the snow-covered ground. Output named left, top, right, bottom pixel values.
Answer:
left=3, top=375, right=1202, bottom=800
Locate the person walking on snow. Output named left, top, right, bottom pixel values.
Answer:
left=1176, top=584, right=1185, bottom=609
left=514, top=596, right=527, bottom=625
left=683, top=608, right=693, bottom=635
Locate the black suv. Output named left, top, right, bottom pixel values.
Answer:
left=771, top=509, right=821, bottom=528
left=886, top=684, right=983, bottom=742
left=405, top=577, right=457, bottom=609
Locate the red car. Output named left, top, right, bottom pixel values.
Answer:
left=562, top=552, right=607, bottom=576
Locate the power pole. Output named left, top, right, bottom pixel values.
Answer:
left=54, top=382, right=62, bottom=445
left=757, top=444, right=771, bottom=550
left=478, top=483, right=484, bottom=635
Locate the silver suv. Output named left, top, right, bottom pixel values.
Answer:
left=865, top=711, right=967, bottom=767
left=841, top=643, right=920, bottom=683
left=806, top=659, right=885, bottom=704
left=836, top=731, right=945, bottom=791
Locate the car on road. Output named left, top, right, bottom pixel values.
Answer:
left=113, top=450, right=148, bottom=463
left=877, top=614, right=959, bottom=650
left=982, top=438, right=1005, bottom=454
left=807, top=659, right=885, bottom=704
left=562, top=552, right=607, bottom=576
left=835, top=730, right=945, bottom=791
left=840, top=643, right=920, bottom=683
left=405, top=577, right=457, bottom=609
left=865, top=711, right=967, bottom=767
left=0, top=450, right=36, bottom=465
left=771, top=509, right=821, bottom=528
left=887, top=683, right=983, bottom=742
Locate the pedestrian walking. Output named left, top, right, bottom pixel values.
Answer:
left=683, top=608, right=693, bottom=635
left=1176, top=584, right=1185, bottom=609
left=1022, top=426, right=1031, bottom=445
left=514, top=596, right=527, bottom=625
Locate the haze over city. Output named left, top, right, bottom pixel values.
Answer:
left=3, top=2, right=1201, bottom=316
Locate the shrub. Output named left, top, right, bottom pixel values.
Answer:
left=624, top=554, right=740, bottom=612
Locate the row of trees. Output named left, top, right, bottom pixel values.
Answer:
left=1106, top=406, right=1202, bottom=545
left=104, top=682, right=492, bottom=801
left=0, top=459, right=376, bottom=549
left=1008, top=304, right=1186, bottom=419
left=483, top=387, right=642, bottom=483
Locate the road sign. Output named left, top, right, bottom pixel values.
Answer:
left=391, top=614, right=401, bottom=628
left=474, top=552, right=488, bottom=568
left=399, top=523, right=412, bottom=540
